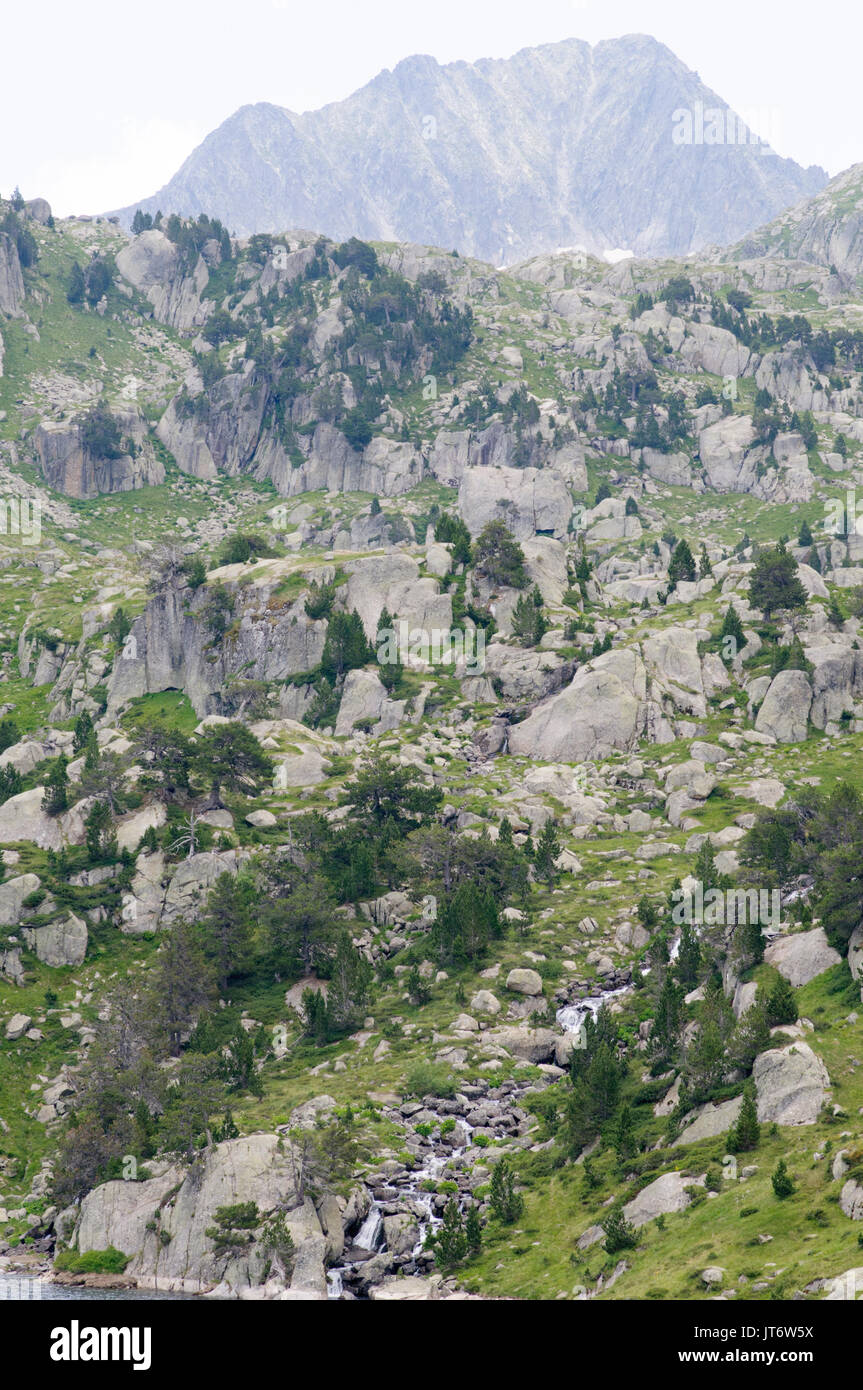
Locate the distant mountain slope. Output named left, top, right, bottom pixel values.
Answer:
left=112, top=33, right=826, bottom=263
left=734, top=162, right=863, bottom=279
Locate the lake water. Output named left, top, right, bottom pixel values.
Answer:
left=0, top=1274, right=198, bottom=1301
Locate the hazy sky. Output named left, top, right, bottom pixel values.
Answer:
left=1, top=0, right=858, bottom=215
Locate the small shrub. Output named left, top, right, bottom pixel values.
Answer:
left=54, top=1247, right=129, bottom=1275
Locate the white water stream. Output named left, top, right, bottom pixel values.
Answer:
left=556, top=982, right=632, bottom=1040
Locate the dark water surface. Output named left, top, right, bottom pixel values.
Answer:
left=0, top=1273, right=199, bottom=1301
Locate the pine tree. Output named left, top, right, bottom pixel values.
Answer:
left=151, top=917, right=217, bottom=1057
left=465, top=1204, right=482, bottom=1254
left=694, top=839, right=722, bottom=898
left=431, top=881, right=499, bottom=965
left=720, top=603, right=745, bottom=649
left=85, top=800, right=116, bottom=862
left=42, top=755, right=68, bottom=815
left=748, top=542, right=807, bottom=620
left=668, top=538, right=696, bottom=587
left=375, top=606, right=402, bottom=691
left=676, top=920, right=702, bottom=988
left=512, top=586, right=548, bottom=646
left=197, top=871, right=254, bottom=991
left=66, top=262, right=86, bottom=306
left=603, top=1206, right=638, bottom=1254
left=327, top=932, right=373, bottom=1032
left=798, top=519, right=813, bottom=547
left=489, top=1156, right=523, bottom=1223
left=434, top=1199, right=468, bottom=1270
left=406, top=963, right=431, bottom=1006
left=766, top=974, right=798, bottom=1027
left=654, top=974, right=684, bottom=1054
left=827, top=594, right=846, bottom=629
left=533, top=818, right=561, bottom=885
left=612, top=1104, right=636, bottom=1161
left=771, top=1158, right=794, bottom=1199
left=730, top=1081, right=760, bottom=1153
left=73, top=709, right=94, bottom=753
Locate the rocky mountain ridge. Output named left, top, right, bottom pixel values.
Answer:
left=111, top=35, right=826, bottom=263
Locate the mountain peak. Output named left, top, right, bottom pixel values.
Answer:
left=112, top=34, right=827, bottom=260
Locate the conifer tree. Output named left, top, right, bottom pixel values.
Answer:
left=730, top=1081, right=760, bottom=1153
left=465, top=1204, right=482, bottom=1254
left=42, top=755, right=68, bottom=815
left=489, top=1156, right=523, bottom=1223
left=766, top=973, right=798, bottom=1027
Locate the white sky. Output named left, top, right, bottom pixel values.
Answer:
left=1, top=0, right=858, bottom=216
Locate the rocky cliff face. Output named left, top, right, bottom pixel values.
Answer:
left=105, top=575, right=326, bottom=717
left=72, top=1133, right=329, bottom=1297
left=112, top=35, right=825, bottom=263
left=34, top=410, right=164, bottom=499
left=0, top=232, right=24, bottom=316
left=115, top=229, right=214, bottom=334
left=735, top=162, right=863, bottom=280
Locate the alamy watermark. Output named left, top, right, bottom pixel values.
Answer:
left=825, top=487, right=863, bottom=536
left=0, top=497, right=41, bottom=545
left=376, top=619, right=486, bottom=675
left=672, top=882, right=780, bottom=927
left=0, top=1276, right=42, bottom=1299
left=672, top=101, right=782, bottom=155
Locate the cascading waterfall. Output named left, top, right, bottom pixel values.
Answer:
left=556, top=982, right=632, bottom=1039
left=354, top=1203, right=383, bottom=1252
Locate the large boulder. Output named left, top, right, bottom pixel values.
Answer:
left=335, top=669, right=404, bottom=737
left=0, top=788, right=89, bottom=850
left=74, top=1133, right=323, bottom=1297
left=484, top=1027, right=557, bottom=1063
left=677, top=1096, right=742, bottom=1144
left=22, top=913, right=87, bottom=967
left=522, top=537, right=570, bottom=605
left=116, top=805, right=167, bottom=853
left=161, top=849, right=242, bottom=925
left=806, top=644, right=863, bottom=730
left=5, top=1012, right=32, bottom=1040
left=623, top=1171, right=703, bottom=1227
left=848, top=923, right=863, bottom=982
left=681, top=322, right=750, bottom=379
left=840, top=1180, right=863, bottom=1222
left=753, top=1042, right=829, bottom=1125
left=698, top=414, right=758, bottom=492
left=480, top=643, right=575, bottom=702
left=343, top=554, right=452, bottom=645
left=122, top=851, right=166, bottom=935
left=505, top=968, right=543, bottom=996
left=274, top=427, right=422, bottom=498
left=458, top=465, right=572, bottom=540
left=0, top=231, right=25, bottom=315
left=0, top=873, right=41, bottom=927
left=764, top=928, right=841, bottom=987
left=508, top=649, right=645, bottom=762
left=754, top=670, right=812, bottom=743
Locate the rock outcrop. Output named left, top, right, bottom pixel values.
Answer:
left=116, top=229, right=213, bottom=334
left=71, top=1133, right=330, bottom=1298
left=0, top=232, right=25, bottom=315
left=753, top=1041, right=830, bottom=1125
left=764, top=928, right=841, bottom=987
left=35, top=411, right=164, bottom=499
left=508, top=649, right=645, bottom=762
